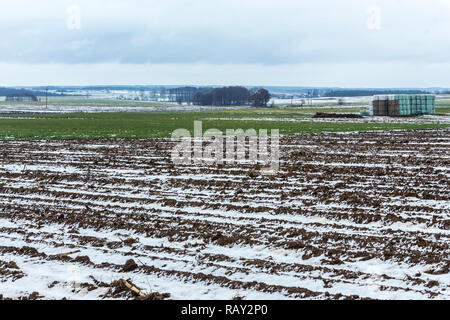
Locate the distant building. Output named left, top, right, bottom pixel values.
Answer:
left=5, top=93, right=38, bottom=102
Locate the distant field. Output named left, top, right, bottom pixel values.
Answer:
left=0, top=109, right=449, bottom=140
left=2, top=96, right=367, bottom=108
left=2, top=98, right=174, bottom=107
left=2, top=95, right=449, bottom=108
left=436, top=99, right=450, bottom=107
left=276, top=102, right=365, bottom=107
left=50, top=96, right=450, bottom=108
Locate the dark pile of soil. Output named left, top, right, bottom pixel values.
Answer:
left=313, top=112, right=363, bottom=119
left=122, top=259, right=138, bottom=272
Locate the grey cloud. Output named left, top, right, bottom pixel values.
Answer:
left=1, top=0, right=449, bottom=65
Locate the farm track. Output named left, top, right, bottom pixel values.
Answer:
left=0, top=129, right=449, bottom=299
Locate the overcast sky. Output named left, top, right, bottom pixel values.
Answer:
left=0, top=0, right=449, bottom=87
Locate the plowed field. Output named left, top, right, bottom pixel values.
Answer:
left=0, top=129, right=448, bottom=299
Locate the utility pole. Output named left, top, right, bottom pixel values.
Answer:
left=45, top=87, right=48, bottom=109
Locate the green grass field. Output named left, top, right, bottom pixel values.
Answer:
left=0, top=107, right=362, bottom=119
left=0, top=108, right=449, bottom=140
left=435, top=107, right=450, bottom=113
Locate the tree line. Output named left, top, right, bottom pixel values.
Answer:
left=192, top=86, right=271, bottom=107
left=0, top=87, right=63, bottom=97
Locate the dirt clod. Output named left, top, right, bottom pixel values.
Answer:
left=122, top=259, right=138, bottom=272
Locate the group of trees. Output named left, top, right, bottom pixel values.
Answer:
left=192, top=86, right=271, bottom=107
left=5, top=92, right=38, bottom=102
left=167, top=86, right=199, bottom=104
left=192, top=86, right=249, bottom=106
left=0, top=87, right=54, bottom=97
left=250, top=88, right=271, bottom=107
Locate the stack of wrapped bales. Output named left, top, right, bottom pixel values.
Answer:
left=409, top=95, right=417, bottom=114
left=395, top=94, right=411, bottom=116
left=372, top=95, right=388, bottom=116
left=409, top=94, right=435, bottom=115
left=425, top=94, right=435, bottom=114
left=416, top=95, right=425, bottom=114
left=371, top=96, right=376, bottom=115
left=368, top=100, right=374, bottom=115
left=387, top=95, right=399, bottom=116
left=369, top=94, right=435, bottom=116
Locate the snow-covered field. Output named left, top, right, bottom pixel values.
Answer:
left=0, top=130, right=449, bottom=300
left=0, top=103, right=257, bottom=114
left=270, top=96, right=373, bottom=105
left=205, top=114, right=450, bottom=125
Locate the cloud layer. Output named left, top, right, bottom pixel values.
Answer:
left=1, top=0, right=449, bottom=86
